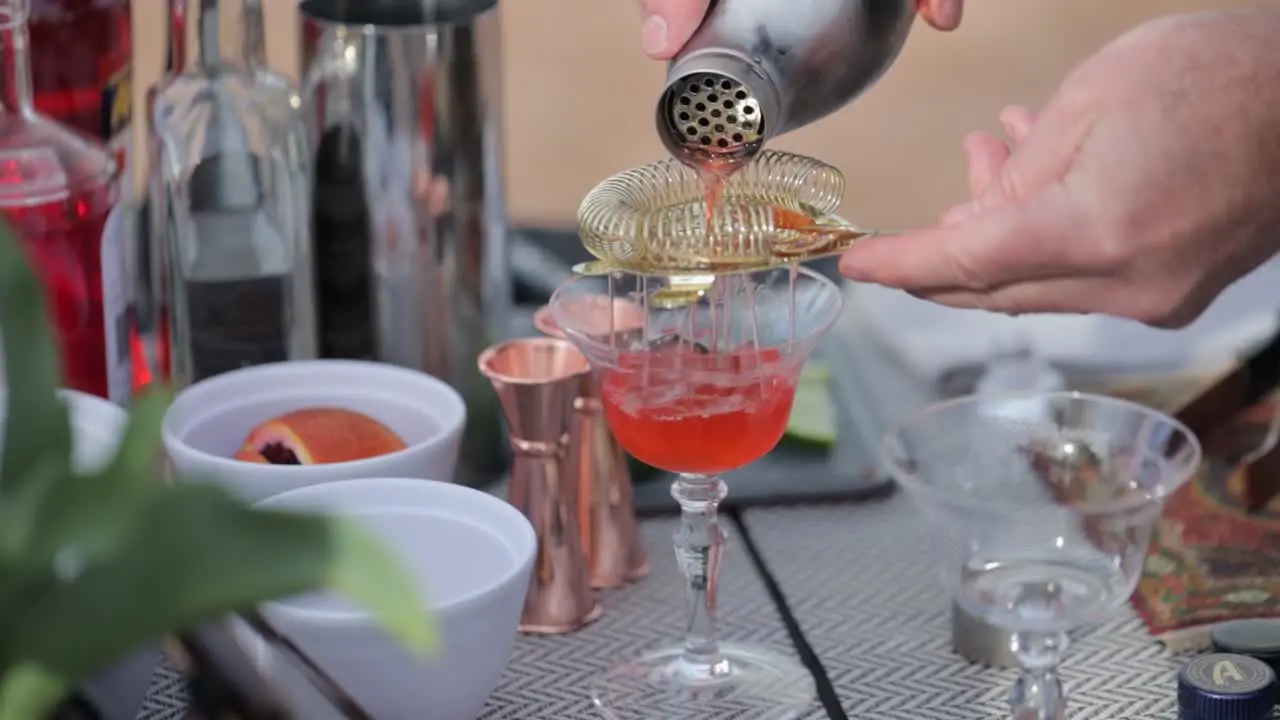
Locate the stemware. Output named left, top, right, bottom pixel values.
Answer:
left=882, top=392, right=1201, bottom=720
left=550, top=266, right=842, bottom=719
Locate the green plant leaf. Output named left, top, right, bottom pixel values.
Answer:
left=0, top=481, right=434, bottom=689
left=100, top=387, right=172, bottom=492
left=20, top=389, right=172, bottom=568
left=0, top=216, right=73, bottom=511
left=0, top=662, right=66, bottom=720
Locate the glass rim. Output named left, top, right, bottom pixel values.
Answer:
left=547, top=266, right=845, bottom=361
left=880, top=390, right=1204, bottom=517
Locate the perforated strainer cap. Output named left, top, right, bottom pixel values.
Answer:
left=575, top=150, right=878, bottom=277
left=662, top=73, right=764, bottom=155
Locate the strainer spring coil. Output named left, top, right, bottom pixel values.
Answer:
left=577, top=150, right=846, bottom=272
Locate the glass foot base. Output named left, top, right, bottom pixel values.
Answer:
left=591, top=643, right=815, bottom=720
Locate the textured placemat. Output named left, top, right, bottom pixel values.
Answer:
left=1135, top=460, right=1280, bottom=650
left=743, top=500, right=1185, bottom=720
left=136, top=516, right=821, bottom=719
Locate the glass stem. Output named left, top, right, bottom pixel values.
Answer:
left=1009, top=630, right=1069, bottom=720
left=671, top=473, right=729, bottom=682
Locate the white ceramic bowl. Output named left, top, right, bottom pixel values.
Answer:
left=161, top=360, right=467, bottom=503
left=0, top=388, right=126, bottom=471
left=245, top=478, right=535, bottom=720
left=0, top=389, right=157, bottom=720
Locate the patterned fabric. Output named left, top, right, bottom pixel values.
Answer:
left=743, top=501, right=1185, bottom=720
left=1133, top=461, right=1280, bottom=645
left=136, top=516, right=814, bottom=719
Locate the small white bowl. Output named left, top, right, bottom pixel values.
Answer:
left=0, top=389, right=157, bottom=720
left=0, top=388, right=126, bottom=471
left=246, top=478, right=535, bottom=720
left=161, top=360, right=466, bottom=503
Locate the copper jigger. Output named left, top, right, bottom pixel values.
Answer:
left=478, top=337, right=603, bottom=634
left=534, top=305, right=650, bottom=589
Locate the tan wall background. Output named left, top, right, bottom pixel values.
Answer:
left=500, top=0, right=1265, bottom=228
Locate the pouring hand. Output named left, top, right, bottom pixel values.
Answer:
left=839, top=8, right=1280, bottom=329
left=637, top=0, right=963, bottom=59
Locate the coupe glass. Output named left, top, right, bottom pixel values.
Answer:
left=550, top=266, right=842, bottom=719
left=882, top=392, right=1201, bottom=720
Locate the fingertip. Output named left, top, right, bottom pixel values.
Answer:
left=998, top=106, right=1038, bottom=144
left=641, top=0, right=712, bottom=58
left=919, top=0, right=963, bottom=31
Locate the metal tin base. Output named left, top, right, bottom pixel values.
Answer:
left=951, top=602, right=1018, bottom=669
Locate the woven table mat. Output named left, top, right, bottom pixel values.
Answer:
left=744, top=500, right=1185, bottom=719
left=136, top=515, right=818, bottom=719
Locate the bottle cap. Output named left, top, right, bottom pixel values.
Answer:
left=1212, top=620, right=1280, bottom=673
left=1178, top=653, right=1276, bottom=720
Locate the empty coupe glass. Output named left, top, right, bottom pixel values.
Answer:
left=882, top=392, right=1201, bottom=720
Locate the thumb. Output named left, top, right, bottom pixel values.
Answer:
left=638, top=0, right=712, bottom=59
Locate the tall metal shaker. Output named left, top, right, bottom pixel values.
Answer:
left=299, top=0, right=510, bottom=488
left=655, top=0, right=917, bottom=164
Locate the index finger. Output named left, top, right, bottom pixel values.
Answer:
left=838, top=187, right=1087, bottom=292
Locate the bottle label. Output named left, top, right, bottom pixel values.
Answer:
left=100, top=203, right=131, bottom=407
left=101, top=63, right=132, bottom=171
left=185, top=277, right=290, bottom=383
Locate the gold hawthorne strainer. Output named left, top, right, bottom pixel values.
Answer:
left=574, top=150, right=878, bottom=281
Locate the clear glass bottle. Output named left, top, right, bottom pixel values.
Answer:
left=152, top=0, right=315, bottom=389
left=0, top=0, right=129, bottom=403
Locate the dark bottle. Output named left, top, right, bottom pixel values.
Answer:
left=0, top=0, right=130, bottom=403
left=311, top=124, right=375, bottom=360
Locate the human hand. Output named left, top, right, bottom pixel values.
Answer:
left=839, top=9, right=1280, bottom=328
left=636, top=0, right=964, bottom=60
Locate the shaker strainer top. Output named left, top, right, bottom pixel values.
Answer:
left=664, top=73, right=764, bottom=154
left=575, top=149, right=878, bottom=277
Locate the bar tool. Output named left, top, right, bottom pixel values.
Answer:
left=300, top=0, right=511, bottom=487
left=657, top=0, right=917, bottom=164
left=533, top=305, right=649, bottom=589
left=574, top=149, right=874, bottom=287
left=479, top=337, right=603, bottom=634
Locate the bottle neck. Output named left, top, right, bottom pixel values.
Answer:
left=0, top=3, right=34, bottom=115
left=189, top=0, right=265, bottom=72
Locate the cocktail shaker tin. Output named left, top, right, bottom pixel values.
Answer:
left=656, top=0, right=916, bottom=163
left=300, top=0, right=510, bottom=487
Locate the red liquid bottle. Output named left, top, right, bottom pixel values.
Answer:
left=28, top=0, right=131, bottom=162
left=0, top=0, right=129, bottom=403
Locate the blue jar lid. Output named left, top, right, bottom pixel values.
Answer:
left=1179, top=653, right=1276, bottom=720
